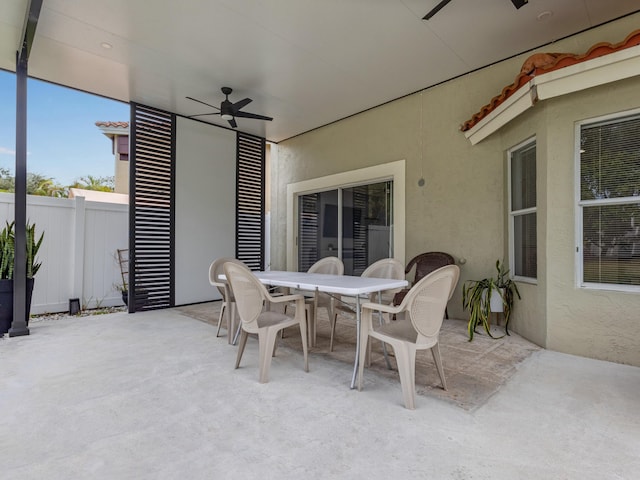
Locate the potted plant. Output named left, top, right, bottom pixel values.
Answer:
left=0, top=221, right=44, bottom=334
left=462, top=259, right=520, bottom=341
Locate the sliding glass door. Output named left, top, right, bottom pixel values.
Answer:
left=297, top=180, right=393, bottom=275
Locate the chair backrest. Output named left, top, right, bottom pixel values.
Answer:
left=307, top=256, right=344, bottom=275
left=223, top=261, right=269, bottom=333
left=405, top=252, right=455, bottom=286
left=362, top=258, right=405, bottom=303
left=402, top=265, right=460, bottom=344
left=362, top=258, right=404, bottom=280
left=209, top=257, right=245, bottom=297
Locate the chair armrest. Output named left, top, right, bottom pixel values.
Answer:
left=268, top=293, right=304, bottom=304
left=361, top=301, right=402, bottom=315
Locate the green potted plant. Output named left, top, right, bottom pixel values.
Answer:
left=462, top=259, right=520, bottom=341
left=0, top=221, right=44, bottom=334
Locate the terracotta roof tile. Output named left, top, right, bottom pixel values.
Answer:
left=95, top=121, right=129, bottom=128
left=460, top=29, right=640, bottom=132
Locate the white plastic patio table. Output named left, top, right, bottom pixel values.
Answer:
left=253, top=270, right=408, bottom=389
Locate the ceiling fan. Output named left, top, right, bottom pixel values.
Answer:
left=186, top=87, right=273, bottom=128
left=423, top=0, right=527, bottom=21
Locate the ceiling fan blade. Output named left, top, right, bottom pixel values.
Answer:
left=185, top=96, right=220, bottom=110
left=233, top=111, right=273, bottom=121
left=228, top=118, right=238, bottom=128
left=187, top=112, right=220, bottom=118
left=423, top=0, right=452, bottom=20
left=231, top=97, right=252, bottom=112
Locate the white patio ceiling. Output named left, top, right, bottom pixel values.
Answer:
left=1, top=0, right=639, bottom=143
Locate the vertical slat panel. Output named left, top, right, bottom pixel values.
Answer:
left=130, top=104, right=176, bottom=311
left=236, top=133, right=265, bottom=270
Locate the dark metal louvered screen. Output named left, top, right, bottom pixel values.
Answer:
left=236, top=132, right=265, bottom=270
left=129, top=103, right=176, bottom=312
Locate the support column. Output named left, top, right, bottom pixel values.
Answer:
left=9, top=53, right=28, bottom=337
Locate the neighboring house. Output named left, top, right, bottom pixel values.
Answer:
left=68, top=188, right=129, bottom=204
left=95, top=121, right=129, bottom=194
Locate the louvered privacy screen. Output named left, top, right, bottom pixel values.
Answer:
left=129, top=104, right=176, bottom=312
left=236, top=133, right=265, bottom=270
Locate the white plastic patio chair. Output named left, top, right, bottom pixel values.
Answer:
left=304, top=256, right=344, bottom=346
left=330, top=257, right=405, bottom=352
left=357, top=264, right=460, bottom=409
left=224, top=261, right=309, bottom=383
left=209, top=257, right=245, bottom=344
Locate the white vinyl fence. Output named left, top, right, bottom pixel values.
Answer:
left=0, top=193, right=129, bottom=314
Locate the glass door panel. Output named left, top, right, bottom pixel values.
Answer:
left=298, top=189, right=338, bottom=272
left=343, top=181, right=392, bottom=275
left=297, top=181, right=392, bottom=274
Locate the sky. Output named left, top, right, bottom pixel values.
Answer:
left=0, top=69, right=129, bottom=186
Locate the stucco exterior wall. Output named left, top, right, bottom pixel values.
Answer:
left=542, top=76, right=640, bottom=366
left=114, top=155, right=129, bottom=194
left=271, top=13, right=640, bottom=366
left=498, top=106, right=548, bottom=348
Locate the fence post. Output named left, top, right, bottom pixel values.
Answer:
left=72, top=196, right=86, bottom=304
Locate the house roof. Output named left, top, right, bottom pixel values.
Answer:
left=461, top=28, right=640, bottom=132
left=96, top=121, right=129, bottom=138
left=95, top=121, right=129, bottom=129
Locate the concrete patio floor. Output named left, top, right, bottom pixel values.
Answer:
left=1, top=307, right=639, bottom=479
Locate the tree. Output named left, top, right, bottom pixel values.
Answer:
left=0, top=169, right=67, bottom=197
left=0, top=167, right=14, bottom=192
left=70, top=175, right=114, bottom=192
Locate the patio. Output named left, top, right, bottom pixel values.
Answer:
left=1, top=308, right=638, bottom=479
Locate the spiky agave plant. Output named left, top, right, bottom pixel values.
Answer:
left=0, top=221, right=14, bottom=279
left=26, top=222, right=44, bottom=278
left=0, top=221, right=44, bottom=279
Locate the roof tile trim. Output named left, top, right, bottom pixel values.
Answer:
left=460, top=29, right=640, bottom=132
left=95, top=121, right=129, bottom=128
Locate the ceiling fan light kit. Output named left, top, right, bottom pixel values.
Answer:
left=186, top=87, right=273, bottom=128
left=424, top=0, right=527, bottom=21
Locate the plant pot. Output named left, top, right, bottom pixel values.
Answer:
left=480, top=287, right=505, bottom=313
left=489, top=288, right=504, bottom=313
left=0, top=278, right=35, bottom=335
left=122, top=289, right=149, bottom=309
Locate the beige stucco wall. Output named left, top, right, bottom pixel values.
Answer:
left=542, top=77, right=640, bottom=366
left=114, top=154, right=129, bottom=194
left=271, top=14, right=640, bottom=366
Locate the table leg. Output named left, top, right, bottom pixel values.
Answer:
left=377, top=290, right=392, bottom=370
left=350, top=295, right=361, bottom=389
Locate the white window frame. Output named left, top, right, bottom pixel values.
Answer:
left=575, top=107, right=640, bottom=293
left=508, top=136, right=537, bottom=284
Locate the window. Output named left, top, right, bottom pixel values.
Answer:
left=509, top=139, right=537, bottom=280
left=578, top=111, right=640, bottom=289
left=117, top=135, right=129, bottom=161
